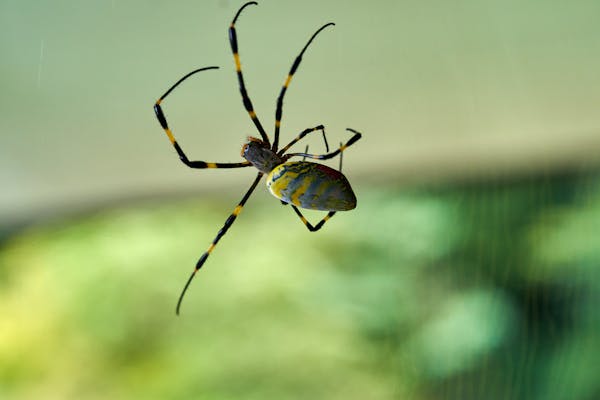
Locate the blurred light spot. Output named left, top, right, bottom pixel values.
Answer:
left=410, top=288, right=516, bottom=378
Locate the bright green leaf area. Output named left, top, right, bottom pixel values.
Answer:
left=1, top=175, right=599, bottom=400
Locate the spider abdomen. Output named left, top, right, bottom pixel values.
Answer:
left=266, top=161, right=356, bottom=211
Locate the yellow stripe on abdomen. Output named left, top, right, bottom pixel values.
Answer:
left=267, top=162, right=314, bottom=206
left=290, top=175, right=315, bottom=206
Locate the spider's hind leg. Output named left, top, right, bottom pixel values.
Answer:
left=291, top=206, right=336, bottom=232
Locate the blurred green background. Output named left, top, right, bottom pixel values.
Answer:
left=1, top=1, right=599, bottom=399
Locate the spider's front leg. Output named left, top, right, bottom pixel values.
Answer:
left=229, top=1, right=270, bottom=144
left=272, top=22, right=334, bottom=151
left=153, top=66, right=251, bottom=169
left=278, top=125, right=330, bottom=156
left=286, top=128, right=362, bottom=162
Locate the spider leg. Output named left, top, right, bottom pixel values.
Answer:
left=291, top=206, right=336, bottom=232
left=154, top=66, right=252, bottom=169
left=277, top=125, right=329, bottom=156
left=273, top=22, right=335, bottom=152
left=287, top=128, right=362, bottom=161
left=176, top=172, right=263, bottom=315
left=229, top=2, right=270, bottom=144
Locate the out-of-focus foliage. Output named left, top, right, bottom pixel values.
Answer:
left=0, top=173, right=599, bottom=399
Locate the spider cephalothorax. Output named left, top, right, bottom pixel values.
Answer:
left=241, top=137, right=285, bottom=174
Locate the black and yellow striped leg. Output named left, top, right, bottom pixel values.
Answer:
left=273, top=22, right=335, bottom=152
left=154, top=66, right=252, bottom=169
left=229, top=2, right=270, bottom=144
left=277, top=125, right=329, bottom=156
left=291, top=206, right=336, bottom=232
left=176, top=172, right=264, bottom=315
left=287, top=128, right=362, bottom=161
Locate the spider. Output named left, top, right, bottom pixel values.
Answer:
left=153, top=1, right=362, bottom=314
